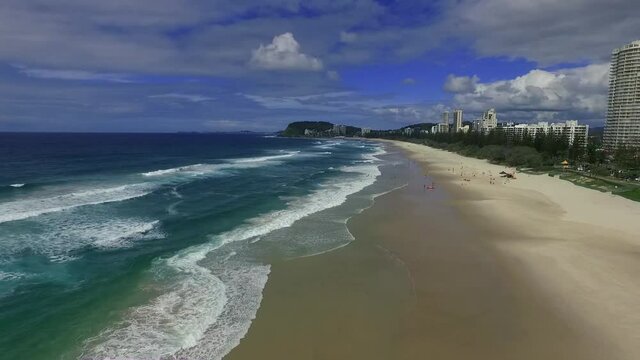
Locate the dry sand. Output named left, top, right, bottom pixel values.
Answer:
left=393, top=140, right=640, bottom=359
left=226, top=141, right=640, bottom=360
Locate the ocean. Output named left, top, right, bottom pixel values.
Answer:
left=0, top=133, right=396, bottom=359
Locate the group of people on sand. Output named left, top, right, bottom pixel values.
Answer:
left=445, top=164, right=518, bottom=187
left=421, top=162, right=518, bottom=190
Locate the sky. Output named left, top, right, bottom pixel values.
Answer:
left=0, top=0, right=638, bottom=132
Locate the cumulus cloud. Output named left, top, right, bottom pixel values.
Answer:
left=17, top=67, right=134, bottom=83
left=148, top=93, right=215, bottom=102
left=449, top=63, right=609, bottom=122
left=443, top=74, right=479, bottom=93
left=250, top=33, right=323, bottom=71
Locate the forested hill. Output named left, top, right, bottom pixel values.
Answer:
left=281, top=121, right=333, bottom=136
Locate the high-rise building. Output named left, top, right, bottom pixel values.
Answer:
left=482, top=108, right=498, bottom=130
left=453, top=109, right=463, bottom=132
left=603, top=40, right=640, bottom=149
left=472, top=108, right=498, bottom=133
left=442, top=111, right=450, bottom=126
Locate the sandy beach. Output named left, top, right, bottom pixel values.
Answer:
left=226, top=141, right=640, bottom=360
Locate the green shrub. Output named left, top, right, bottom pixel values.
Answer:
left=506, top=146, right=543, bottom=167
left=477, top=145, right=506, bottom=163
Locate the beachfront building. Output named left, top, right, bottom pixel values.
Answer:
left=403, top=127, right=414, bottom=136
left=332, top=124, right=347, bottom=136
left=482, top=108, right=498, bottom=131
left=473, top=108, right=498, bottom=133
left=453, top=109, right=463, bottom=132
left=442, top=111, right=450, bottom=126
left=603, top=40, right=640, bottom=149
left=361, top=128, right=371, bottom=136
left=551, top=121, right=589, bottom=147
left=431, top=123, right=449, bottom=134
left=501, top=120, right=589, bottom=147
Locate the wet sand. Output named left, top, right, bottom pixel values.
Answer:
left=225, top=143, right=625, bottom=359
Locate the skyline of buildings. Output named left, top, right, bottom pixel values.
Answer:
left=603, top=40, right=640, bottom=150
left=300, top=40, right=636, bottom=149
left=430, top=107, right=588, bottom=147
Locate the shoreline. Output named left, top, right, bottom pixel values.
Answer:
left=225, top=140, right=640, bottom=359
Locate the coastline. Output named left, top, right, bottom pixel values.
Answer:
left=225, top=140, right=640, bottom=359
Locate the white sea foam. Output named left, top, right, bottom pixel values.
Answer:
left=81, top=146, right=387, bottom=360
left=228, top=151, right=299, bottom=164
left=0, top=217, right=162, bottom=262
left=91, top=220, right=160, bottom=249
left=141, top=164, right=207, bottom=177
left=0, top=183, right=154, bottom=224
left=82, top=251, right=230, bottom=360
left=170, top=187, right=183, bottom=199
left=0, top=271, right=26, bottom=281
left=140, top=151, right=300, bottom=178
left=209, top=162, right=381, bottom=247
left=314, top=140, right=344, bottom=149
left=9, top=183, right=25, bottom=188
left=175, top=263, right=270, bottom=360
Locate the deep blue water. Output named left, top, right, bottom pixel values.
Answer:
left=0, top=133, right=389, bottom=360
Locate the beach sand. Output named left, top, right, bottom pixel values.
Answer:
left=226, top=141, right=640, bottom=360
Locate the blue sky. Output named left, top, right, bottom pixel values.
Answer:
left=0, top=0, right=638, bottom=132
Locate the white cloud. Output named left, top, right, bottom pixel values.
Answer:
left=443, top=74, right=479, bottom=93
left=203, top=119, right=271, bottom=132
left=250, top=32, right=323, bottom=71
left=17, top=67, right=134, bottom=83
left=340, top=31, right=358, bottom=43
left=449, top=63, right=609, bottom=122
left=327, top=70, right=341, bottom=80
left=402, top=77, right=416, bottom=85
left=242, top=92, right=353, bottom=111
left=446, top=0, right=640, bottom=65
left=148, top=93, right=215, bottom=102
left=373, top=103, right=449, bottom=124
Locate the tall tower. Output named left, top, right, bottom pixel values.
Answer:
left=603, top=40, right=640, bottom=149
left=442, top=111, right=450, bottom=125
left=453, top=109, right=463, bottom=132
left=482, top=108, right=497, bottom=130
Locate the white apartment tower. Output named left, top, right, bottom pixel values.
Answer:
left=453, top=109, right=463, bottom=132
left=482, top=108, right=498, bottom=129
left=473, top=108, right=498, bottom=133
left=603, top=40, right=640, bottom=149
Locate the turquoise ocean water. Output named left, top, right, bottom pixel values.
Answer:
left=0, top=133, right=397, bottom=359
